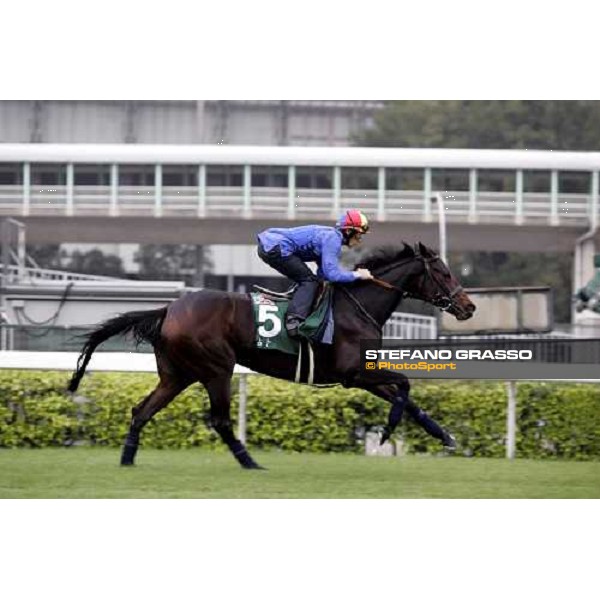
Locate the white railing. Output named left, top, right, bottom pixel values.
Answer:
left=383, top=312, right=437, bottom=339
left=0, top=263, right=124, bottom=283
left=0, top=183, right=598, bottom=226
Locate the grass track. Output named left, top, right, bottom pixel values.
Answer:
left=0, top=448, right=599, bottom=498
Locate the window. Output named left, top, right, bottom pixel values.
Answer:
left=74, top=165, right=110, bottom=186
left=163, top=165, right=198, bottom=187
left=0, top=163, right=22, bottom=185
left=206, top=165, right=243, bottom=187
left=523, top=170, right=550, bottom=193
left=432, top=169, right=469, bottom=191
left=31, top=164, right=66, bottom=186
left=560, top=171, right=590, bottom=194
left=478, top=170, right=515, bottom=193
left=385, top=168, right=424, bottom=191
left=251, top=166, right=288, bottom=187
left=119, top=165, right=155, bottom=186
left=296, top=167, right=332, bottom=189
left=341, top=168, right=377, bottom=190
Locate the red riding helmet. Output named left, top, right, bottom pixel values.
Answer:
left=335, top=209, right=370, bottom=234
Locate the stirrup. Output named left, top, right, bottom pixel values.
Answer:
left=252, top=284, right=298, bottom=299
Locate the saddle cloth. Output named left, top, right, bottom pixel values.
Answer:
left=250, top=286, right=334, bottom=355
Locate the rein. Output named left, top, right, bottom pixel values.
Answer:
left=370, top=251, right=463, bottom=309
left=342, top=248, right=464, bottom=329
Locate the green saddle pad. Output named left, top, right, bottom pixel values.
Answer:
left=251, top=289, right=332, bottom=355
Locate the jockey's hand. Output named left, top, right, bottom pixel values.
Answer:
left=354, top=268, right=373, bottom=280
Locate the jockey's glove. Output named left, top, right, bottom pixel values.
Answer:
left=354, top=268, right=374, bottom=280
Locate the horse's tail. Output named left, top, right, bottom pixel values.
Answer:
left=67, top=306, right=167, bottom=393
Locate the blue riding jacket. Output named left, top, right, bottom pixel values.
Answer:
left=257, top=225, right=358, bottom=283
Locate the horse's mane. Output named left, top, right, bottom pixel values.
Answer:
left=354, top=243, right=417, bottom=271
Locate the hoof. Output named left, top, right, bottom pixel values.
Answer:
left=241, top=461, right=267, bottom=470
left=442, top=432, right=457, bottom=451
left=120, top=444, right=138, bottom=466
left=380, top=427, right=391, bottom=446
left=243, top=463, right=266, bottom=470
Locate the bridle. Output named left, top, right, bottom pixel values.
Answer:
left=370, top=248, right=463, bottom=311
left=339, top=246, right=464, bottom=333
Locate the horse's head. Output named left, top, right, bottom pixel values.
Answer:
left=360, top=242, right=476, bottom=321
left=404, top=242, right=475, bottom=321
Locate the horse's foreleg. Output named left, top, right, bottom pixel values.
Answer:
left=121, top=379, right=187, bottom=466
left=360, top=376, right=455, bottom=449
left=205, top=377, right=264, bottom=470
left=361, top=381, right=410, bottom=444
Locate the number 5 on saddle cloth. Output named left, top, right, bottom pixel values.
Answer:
left=251, top=286, right=335, bottom=355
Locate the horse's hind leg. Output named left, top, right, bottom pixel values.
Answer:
left=121, top=376, right=189, bottom=466
left=205, top=376, right=263, bottom=470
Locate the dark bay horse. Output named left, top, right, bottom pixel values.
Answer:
left=68, top=242, right=475, bottom=468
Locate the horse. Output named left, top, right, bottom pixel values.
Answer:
left=68, top=241, right=476, bottom=469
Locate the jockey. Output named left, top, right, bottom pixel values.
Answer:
left=257, top=209, right=373, bottom=338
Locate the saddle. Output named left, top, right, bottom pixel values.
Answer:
left=252, top=284, right=297, bottom=300
left=251, top=282, right=328, bottom=311
left=250, top=283, right=334, bottom=351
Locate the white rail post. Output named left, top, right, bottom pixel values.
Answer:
left=154, top=164, right=163, bottom=218
left=515, top=169, right=524, bottom=225
left=332, top=166, right=341, bottom=218
left=22, top=162, right=30, bottom=217
left=110, top=164, right=119, bottom=217
left=506, top=381, right=517, bottom=459
left=468, top=168, right=477, bottom=224
left=198, top=164, right=206, bottom=218
left=66, top=163, right=74, bottom=216
left=550, top=170, right=559, bottom=225
left=435, top=193, right=447, bottom=264
left=423, top=168, right=432, bottom=222
left=243, top=165, right=251, bottom=218
left=377, top=166, right=386, bottom=221
left=590, top=170, right=599, bottom=231
left=287, top=165, right=296, bottom=220
left=238, top=373, right=248, bottom=445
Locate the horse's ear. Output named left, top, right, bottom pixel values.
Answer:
left=402, top=242, right=415, bottom=255
left=417, top=241, right=430, bottom=256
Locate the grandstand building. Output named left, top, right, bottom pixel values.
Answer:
left=0, top=100, right=384, bottom=283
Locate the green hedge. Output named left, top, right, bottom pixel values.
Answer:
left=1, top=370, right=599, bottom=459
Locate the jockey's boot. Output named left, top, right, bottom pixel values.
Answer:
left=286, top=281, right=316, bottom=339
left=441, top=431, right=457, bottom=451
left=285, top=314, right=305, bottom=339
